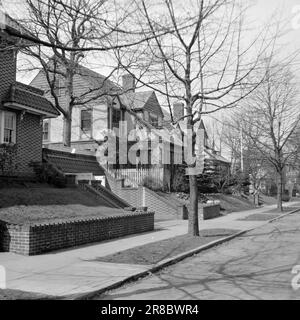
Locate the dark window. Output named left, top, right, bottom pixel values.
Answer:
left=43, top=121, right=49, bottom=141
left=150, top=115, right=158, bottom=127
left=3, top=112, right=16, bottom=144
left=110, top=107, right=123, bottom=129
left=81, top=109, right=92, bottom=137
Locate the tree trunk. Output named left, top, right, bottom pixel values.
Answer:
left=277, top=170, right=283, bottom=212
left=63, top=71, right=74, bottom=148
left=63, top=114, right=72, bottom=147
left=188, top=174, right=199, bottom=236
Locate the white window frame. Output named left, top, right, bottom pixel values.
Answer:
left=80, top=108, right=93, bottom=139
left=0, top=111, right=17, bottom=144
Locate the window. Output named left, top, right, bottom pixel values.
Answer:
left=43, top=120, right=50, bottom=141
left=53, top=78, right=62, bottom=96
left=109, top=107, right=123, bottom=129
left=81, top=109, right=92, bottom=138
left=144, top=111, right=149, bottom=121
left=149, top=114, right=158, bottom=127
left=1, top=111, right=16, bottom=144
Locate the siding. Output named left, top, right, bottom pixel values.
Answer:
left=31, top=72, right=110, bottom=145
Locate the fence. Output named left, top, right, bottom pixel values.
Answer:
left=107, top=166, right=164, bottom=188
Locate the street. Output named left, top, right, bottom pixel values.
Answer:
left=98, top=213, right=300, bottom=300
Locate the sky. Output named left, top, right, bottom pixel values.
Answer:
left=2, top=0, right=300, bottom=156
left=3, top=0, right=300, bottom=79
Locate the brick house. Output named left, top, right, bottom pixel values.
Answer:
left=0, top=11, right=59, bottom=177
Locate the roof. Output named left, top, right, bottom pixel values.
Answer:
left=162, top=119, right=175, bottom=131
left=4, top=82, right=59, bottom=117
left=43, top=149, right=105, bottom=175
left=0, top=9, right=37, bottom=42
left=122, top=91, right=152, bottom=110
left=205, top=148, right=231, bottom=164
left=75, top=64, right=120, bottom=99
left=121, top=91, right=164, bottom=117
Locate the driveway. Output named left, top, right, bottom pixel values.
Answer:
left=98, top=212, right=300, bottom=300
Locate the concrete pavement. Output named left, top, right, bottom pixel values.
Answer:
left=99, top=210, right=300, bottom=300
left=0, top=201, right=299, bottom=298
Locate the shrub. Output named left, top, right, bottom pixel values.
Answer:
left=141, top=176, right=163, bottom=191
left=30, top=162, right=66, bottom=188
left=0, top=143, right=18, bottom=175
left=172, top=166, right=189, bottom=193
left=282, top=190, right=290, bottom=202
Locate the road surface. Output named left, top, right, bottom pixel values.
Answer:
left=97, top=213, right=300, bottom=300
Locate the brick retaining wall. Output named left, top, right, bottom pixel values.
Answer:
left=200, top=204, right=221, bottom=220
left=0, top=211, right=154, bottom=255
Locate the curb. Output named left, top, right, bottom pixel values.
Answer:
left=69, top=206, right=300, bottom=300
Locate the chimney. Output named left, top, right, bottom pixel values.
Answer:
left=173, top=102, right=184, bottom=123
left=122, top=74, right=135, bottom=93
left=0, top=2, right=6, bottom=30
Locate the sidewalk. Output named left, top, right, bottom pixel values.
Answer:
left=0, top=201, right=299, bottom=298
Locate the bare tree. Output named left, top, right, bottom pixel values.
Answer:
left=113, top=0, right=273, bottom=235
left=232, top=61, right=300, bottom=211
left=21, top=0, right=138, bottom=146
left=222, top=115, right=274, bottom=203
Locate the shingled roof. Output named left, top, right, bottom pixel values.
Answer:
left=4, top=82, right=59, bottom=117
left=43, top=149, right=105, bottom=175
left=121, top=91, right=164, bottom=118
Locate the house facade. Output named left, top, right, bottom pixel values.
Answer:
left=30, top=69, right=164, bottom=153
left=0, top=11, right=59, bottom=177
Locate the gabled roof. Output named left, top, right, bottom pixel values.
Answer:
left=205, top=148, right=231, bottom=164
left=72, top=64, right=120, bottom=102
left=122, top=91, right=152, bottom=110
left=30, top=60, right=120, bottom=106
left=121, top=91, right=164, bottom=117
left=4, top=82, right=59, bottom=117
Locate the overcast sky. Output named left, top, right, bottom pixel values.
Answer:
left=3, top=0, right=300, bottom=78
left=2, top=0, right=300, bottom=155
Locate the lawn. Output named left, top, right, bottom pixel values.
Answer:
left=206, top=193, right=256, bottom=213
left=0, top=184, right=125, bottom=225
left=94, top=228, right=240, bottom=265
left=0, top=289, right=61, bottom=300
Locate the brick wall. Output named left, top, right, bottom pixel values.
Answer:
left=0, top=34, right=16, bottom=104
left=0, top=211, right=154, bottom=255
left=16, top=112, right=43, bottom=176
left=200, top=204, right=221, bottom=220
left=0, top=33, right=42, bottom=177
left=0, top=112, right=42, bottom=177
